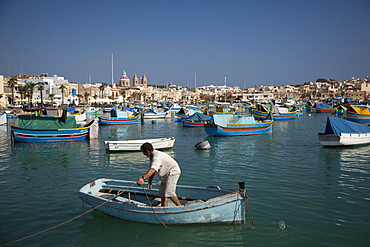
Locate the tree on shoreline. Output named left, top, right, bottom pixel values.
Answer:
left=7, top=78, right=17, bottom=107
left=37, top=84, right=44, bottom=107
left=59, top=84, right=66, bottom=105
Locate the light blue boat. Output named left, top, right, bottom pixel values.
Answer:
left=79, top=178, right=247, bottom=225
left=204, top=114, right=273, bottom=136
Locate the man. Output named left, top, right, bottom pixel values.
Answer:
left=137, top=142, right=182, bottom=207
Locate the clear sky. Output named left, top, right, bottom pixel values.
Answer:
left=0, top=0, right=369, bottom=88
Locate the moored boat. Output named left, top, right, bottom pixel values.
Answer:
left=204, top=114, right=273, bottom=136
left=318, top=116, right=370, bottom=146
left=183, top=112, right=212, bottom=127
left=252, top=104, right=297, bottom=120
left=104, top=137, right=175, bottom=151
left=313, top=103, right=333, bottom=113
left=98, top=109, right=141, bottom=125
left=79, top=178, right=247, bottom=225
left=11, top=113, right=98, bottom=142
left=143, top=109, right=168, bottom=119
left=343, top=105, right=370, bottom=122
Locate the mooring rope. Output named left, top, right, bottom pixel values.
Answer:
left=0, top=182, right=137, bottom=247
left=140, top=185, right=170, bottom=229
left=245, top=195, right=255, bottom=228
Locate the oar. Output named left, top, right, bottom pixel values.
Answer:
left=99, top=189, right=198, bottom=201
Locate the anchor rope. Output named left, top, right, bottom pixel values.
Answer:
left=0, top=182, right=137, bottom=247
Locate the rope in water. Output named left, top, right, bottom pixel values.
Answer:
left=0, top=182, right=137, bottom=247
left=245, top=195, right=255, bottom=228
left=140, top=185, right=170, bottom=229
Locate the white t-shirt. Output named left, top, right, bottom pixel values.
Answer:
left=150, top=150, right=181, bottom=180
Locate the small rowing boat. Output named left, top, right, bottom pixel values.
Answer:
left=79, top=178, right=247, bottom=225
left=104, top=137, right=175, bottom=151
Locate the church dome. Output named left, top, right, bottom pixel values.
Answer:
left=119, top=70, right=129, bottom=80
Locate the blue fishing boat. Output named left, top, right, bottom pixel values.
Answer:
left=79, top=178, right=247, bottom=225
left=98, top=109, right=141, bottom=125
left=252, top=104, right=297, bottom=120
left=183, top=112, right=212, bottom=127
left=11, top=113, right=97, bottom=142
left=313, top=103, right=333, bottom=113
left=204, top=114, right=273, bottom=136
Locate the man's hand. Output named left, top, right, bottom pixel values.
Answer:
left=137, top=177, right=144, bottom=185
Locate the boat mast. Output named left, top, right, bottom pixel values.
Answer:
left=194, top=73, right=196, bottom=88
left=111, top=53, right=114, bottom=85
left=224, top=75, right=227, bottom=102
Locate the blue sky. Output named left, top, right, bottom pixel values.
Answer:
left=0, top=0, right=369, bottom=88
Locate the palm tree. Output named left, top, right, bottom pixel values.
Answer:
left=18, top=85, right=27, bottom=102
left=7, top=78, right=17, bottom=107
left=59, top=84, right=67, bottom=106
left=143, top=92, right=147, bottom=102
left=92, top=95, right=98, bottom=106
left=83, top=92, right=90, bottom=104
left=99, top=82, right=108, bottom=99
left=49, top=94, right=55, bottom=106
left=37, top=84, right=45, bottom=107
left=76, top=94, right=83, bottom=105
left=131, top=92, right=137, bottom=101
left=25, top=82, right=37, bottom=108
left=120, top=90, right=126, bottom=102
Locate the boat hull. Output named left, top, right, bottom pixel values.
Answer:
left=252, top=110, right=297, bottom=120
left=79, top=178, right=246, bottom=225
left=204, top=122, right=273, bottom=136
left=183, top=120, right=208, bottom=127
left=318, top=133, right=370, bottom=146
left=104, top=137, right=175, bottom=151
left=98, top=115, right=141, bottom=125
left=316, top=108, right=333, bottom=113
left=143, top=112, right=168, bottom=119
left=343, top=112, right=370, bottom=122
left=11, top=126, right=90, bottom=142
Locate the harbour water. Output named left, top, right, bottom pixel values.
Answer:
left=0, top=112, right=369, bottom=246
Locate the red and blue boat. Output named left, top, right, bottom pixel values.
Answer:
left=252, top=104, right=297, bottom=120
left=98, top=109, right=141, bottom=125
left=98, top=115, right=141, bottom=125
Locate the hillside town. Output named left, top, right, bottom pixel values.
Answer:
left=0, top=71, right=369, bottom=110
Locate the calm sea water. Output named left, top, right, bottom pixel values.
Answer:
left=0, top=112, right=369, bottom=246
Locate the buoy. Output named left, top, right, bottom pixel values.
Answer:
left=152, top=120, right=157, bottom=124
left=108, top=136, right=114, bottom=138
left=279, top=220, right=286, bottom=230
